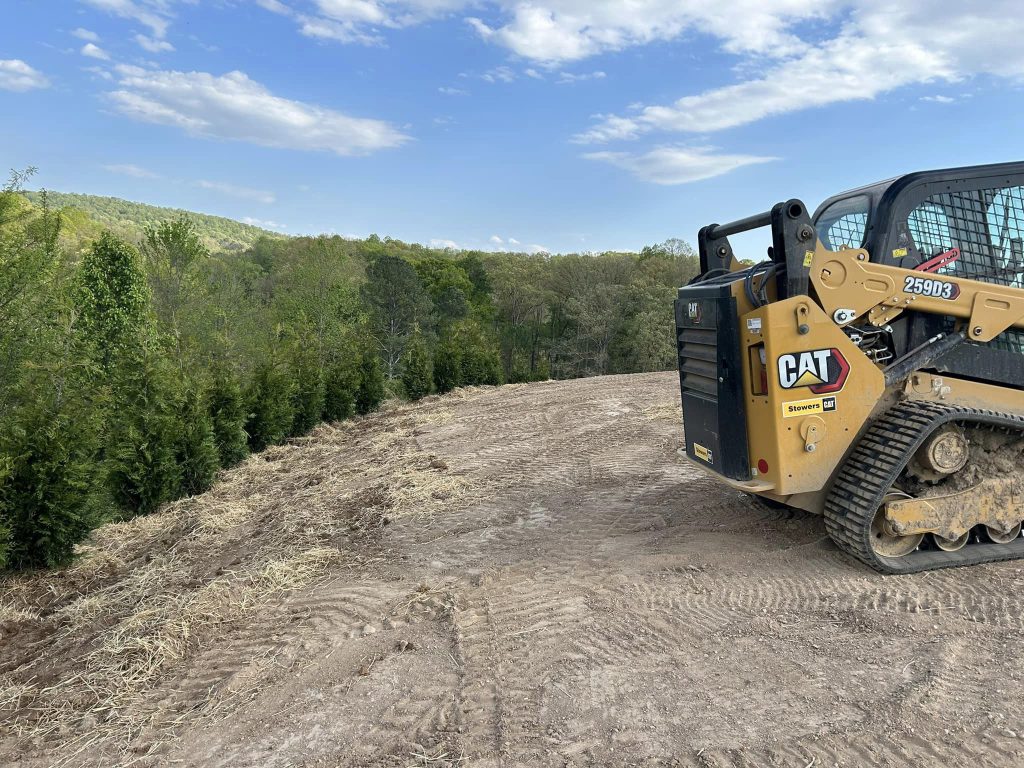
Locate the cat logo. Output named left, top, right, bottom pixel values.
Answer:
left=777, top=348, right=850, bottom=394
left=687, top=301, right=702, bottom=324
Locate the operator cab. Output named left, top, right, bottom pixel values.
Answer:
left=812, top=160, right=1024, bottom=383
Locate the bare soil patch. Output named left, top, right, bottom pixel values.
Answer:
left=3, top=372, right=1024, bottom=767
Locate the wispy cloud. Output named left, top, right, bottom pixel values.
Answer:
left=102, top=163, right=161, bottom=178
left=438, top=86, right=467, bottom=95
left=241, top=215, right=288, bottom=231
left=0, top=60, right=50, bottom=92
left=584, top=146, right=775, bottom=185
left=81, top=43, right=111, bottom=60
left=557, top=70, right=605, bottom=84
left=72, top=27, right=100, bottom=42
left=82, top=0, right=171, bottom=39
left=107, top=65, right=410, bottom=156
left=196, top=179, right=276, bottom=204
left=135, top=34, right=174, bottom=53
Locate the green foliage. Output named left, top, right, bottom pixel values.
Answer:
left=355, top=346, right=386, bottom=415
left=432, top=321, right=502, bottom=392
left=433, top=336, right=462, bottom=394
left=78, top=232, right=152, bottom=367
left=245, top=360, right=296, bottom=451
left=23, top=191, right=283, bottom=252
left=288, top=335, right=326, bottom=436
left=173, top=380, right=220, bottom=497
left=323, top=354, right=359, bottom=422
left=208, top=367, right=249, bottom=468
left=3, top=184, right=702, bottom=573
left=401, top=330, right=433, bottom=400
left=361, top=255, right=432, bottom=378
left=105, top=348, right=182, bottom=516
left=0, top=376, right=102, bottom=569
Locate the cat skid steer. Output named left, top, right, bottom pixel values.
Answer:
left=676, top=161, right=1024, bottom=573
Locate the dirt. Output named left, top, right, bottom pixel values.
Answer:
left=3, top=372, right=1024, bottom=767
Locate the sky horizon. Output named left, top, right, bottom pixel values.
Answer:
left=4, top=1, right=1024, bottom=255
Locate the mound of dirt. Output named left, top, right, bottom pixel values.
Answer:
left=3, top=372, right=1024, bottom=767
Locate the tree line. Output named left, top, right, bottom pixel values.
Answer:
left=0, top=170, right=698, bottom=571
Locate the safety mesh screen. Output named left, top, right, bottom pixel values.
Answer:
left=905, top=185, right=1024, bottom=354
left=824, top=212, right=867, bottom=250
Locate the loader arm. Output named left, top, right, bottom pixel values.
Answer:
left=810, top=243, right=1024, bottom=343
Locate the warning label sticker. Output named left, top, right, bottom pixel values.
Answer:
left=693, top=442, right=714, bottom=464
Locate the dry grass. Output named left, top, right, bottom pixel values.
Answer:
left=0, top=395, right=482, bottom=763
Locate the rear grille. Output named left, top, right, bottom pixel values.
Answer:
left=678, top=328, right=718, bottom=397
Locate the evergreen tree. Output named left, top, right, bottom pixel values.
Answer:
left=433, top=336, right=462, bottom=394
left=288, top=335, right=326, bottom=436
left=104, top=347, right=182, bottom=515
left=245, top=360, right=296, bottom=450
left=401, top=330, right=433, bottom=400
left=355, top=347, right=386, bottom=415
left=0, top=366, right=103, bottom=568
left=208, top=367, right=249, bottom=467
left=323, top=355, right=359, bottom=422
left=172, top=379, right=220, bottom=497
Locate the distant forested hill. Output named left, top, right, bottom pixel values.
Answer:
left=22, top=190, right=283, bottom=251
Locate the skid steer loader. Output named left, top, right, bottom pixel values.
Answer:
left=675, top=161, right=1024, bottom=573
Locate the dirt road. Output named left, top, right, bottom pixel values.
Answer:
left=4, top=372, right=1024, bottom=767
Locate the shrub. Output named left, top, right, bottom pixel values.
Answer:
left=401, top=331, right=433, bottom=401
left=355, top=348, right=386, bottom=415
left=105, top=349, right=182, bottom=516
left=289, top=344, right=325, bottom=437
left=245, top=360, right=296, bottom=451
left=208, top=367, right=249, bottom=468
left=173, top=380, right=220, bottom=497
left=0, top=398, right=102, bottom=569
left=323, top=355, right=359, bottom=422
left=433, top=337, right=462, bottom=394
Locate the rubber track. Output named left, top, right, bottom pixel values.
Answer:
left=824, top=400, right=1024, bottom=574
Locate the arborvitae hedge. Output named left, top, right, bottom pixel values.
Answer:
left=245, top=360, right=297, bottom=451
left=401, top=331, right=433, bottom=401
left=356, top=348, right=386, bottom=415
left=289, top=344, right=326, bottom=437
left=323, top=356, right=359, bottom=422
left=0, top=383, right=103, bottom=568
left=208, top=367, right=250, bottom=468
left=173, top=381, right=220, bottom=497
left=105, top=349, right=183, bottom=516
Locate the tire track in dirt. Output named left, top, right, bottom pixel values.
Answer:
left=8, top=372, right=1024, bottom=767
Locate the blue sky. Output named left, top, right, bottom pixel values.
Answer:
left=2, top=1, right=1024, bottom=254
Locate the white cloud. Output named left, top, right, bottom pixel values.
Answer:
left=102, top=163, right=160, bottom=178
left=82, top=0, right=171, bottom=38
left=438, top=85, right=467, bottom=95
left=430, top=238, right=461, bottom=249
left=467, top=1, right=820, bottom=65
left=921, top=94, right=955, bottom=103
left=557, top=70, right=605, bottom=84
left=0, top=60, right=50, bottom=92
left=256, top=0, right=467, bottom=45
left=107, top=65, right=409, bottom=155
left=81, top=43, right=111, bottom=60
left=524, top=68, right=544, bottom=80
left=241, top=216, right=288, bottom=231
left=196, top=180, right=276, bottom=204
left=575, top=2, right=1024, bottom=142
left=481, top=65, right=516, bottom=83
left=487, top=234, right=547, bottom=253
left=135, top=34, right=175, bottom=53
left=72, top=27, right=101, bottom=42
left=584, top=146, right=776, bottom=185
